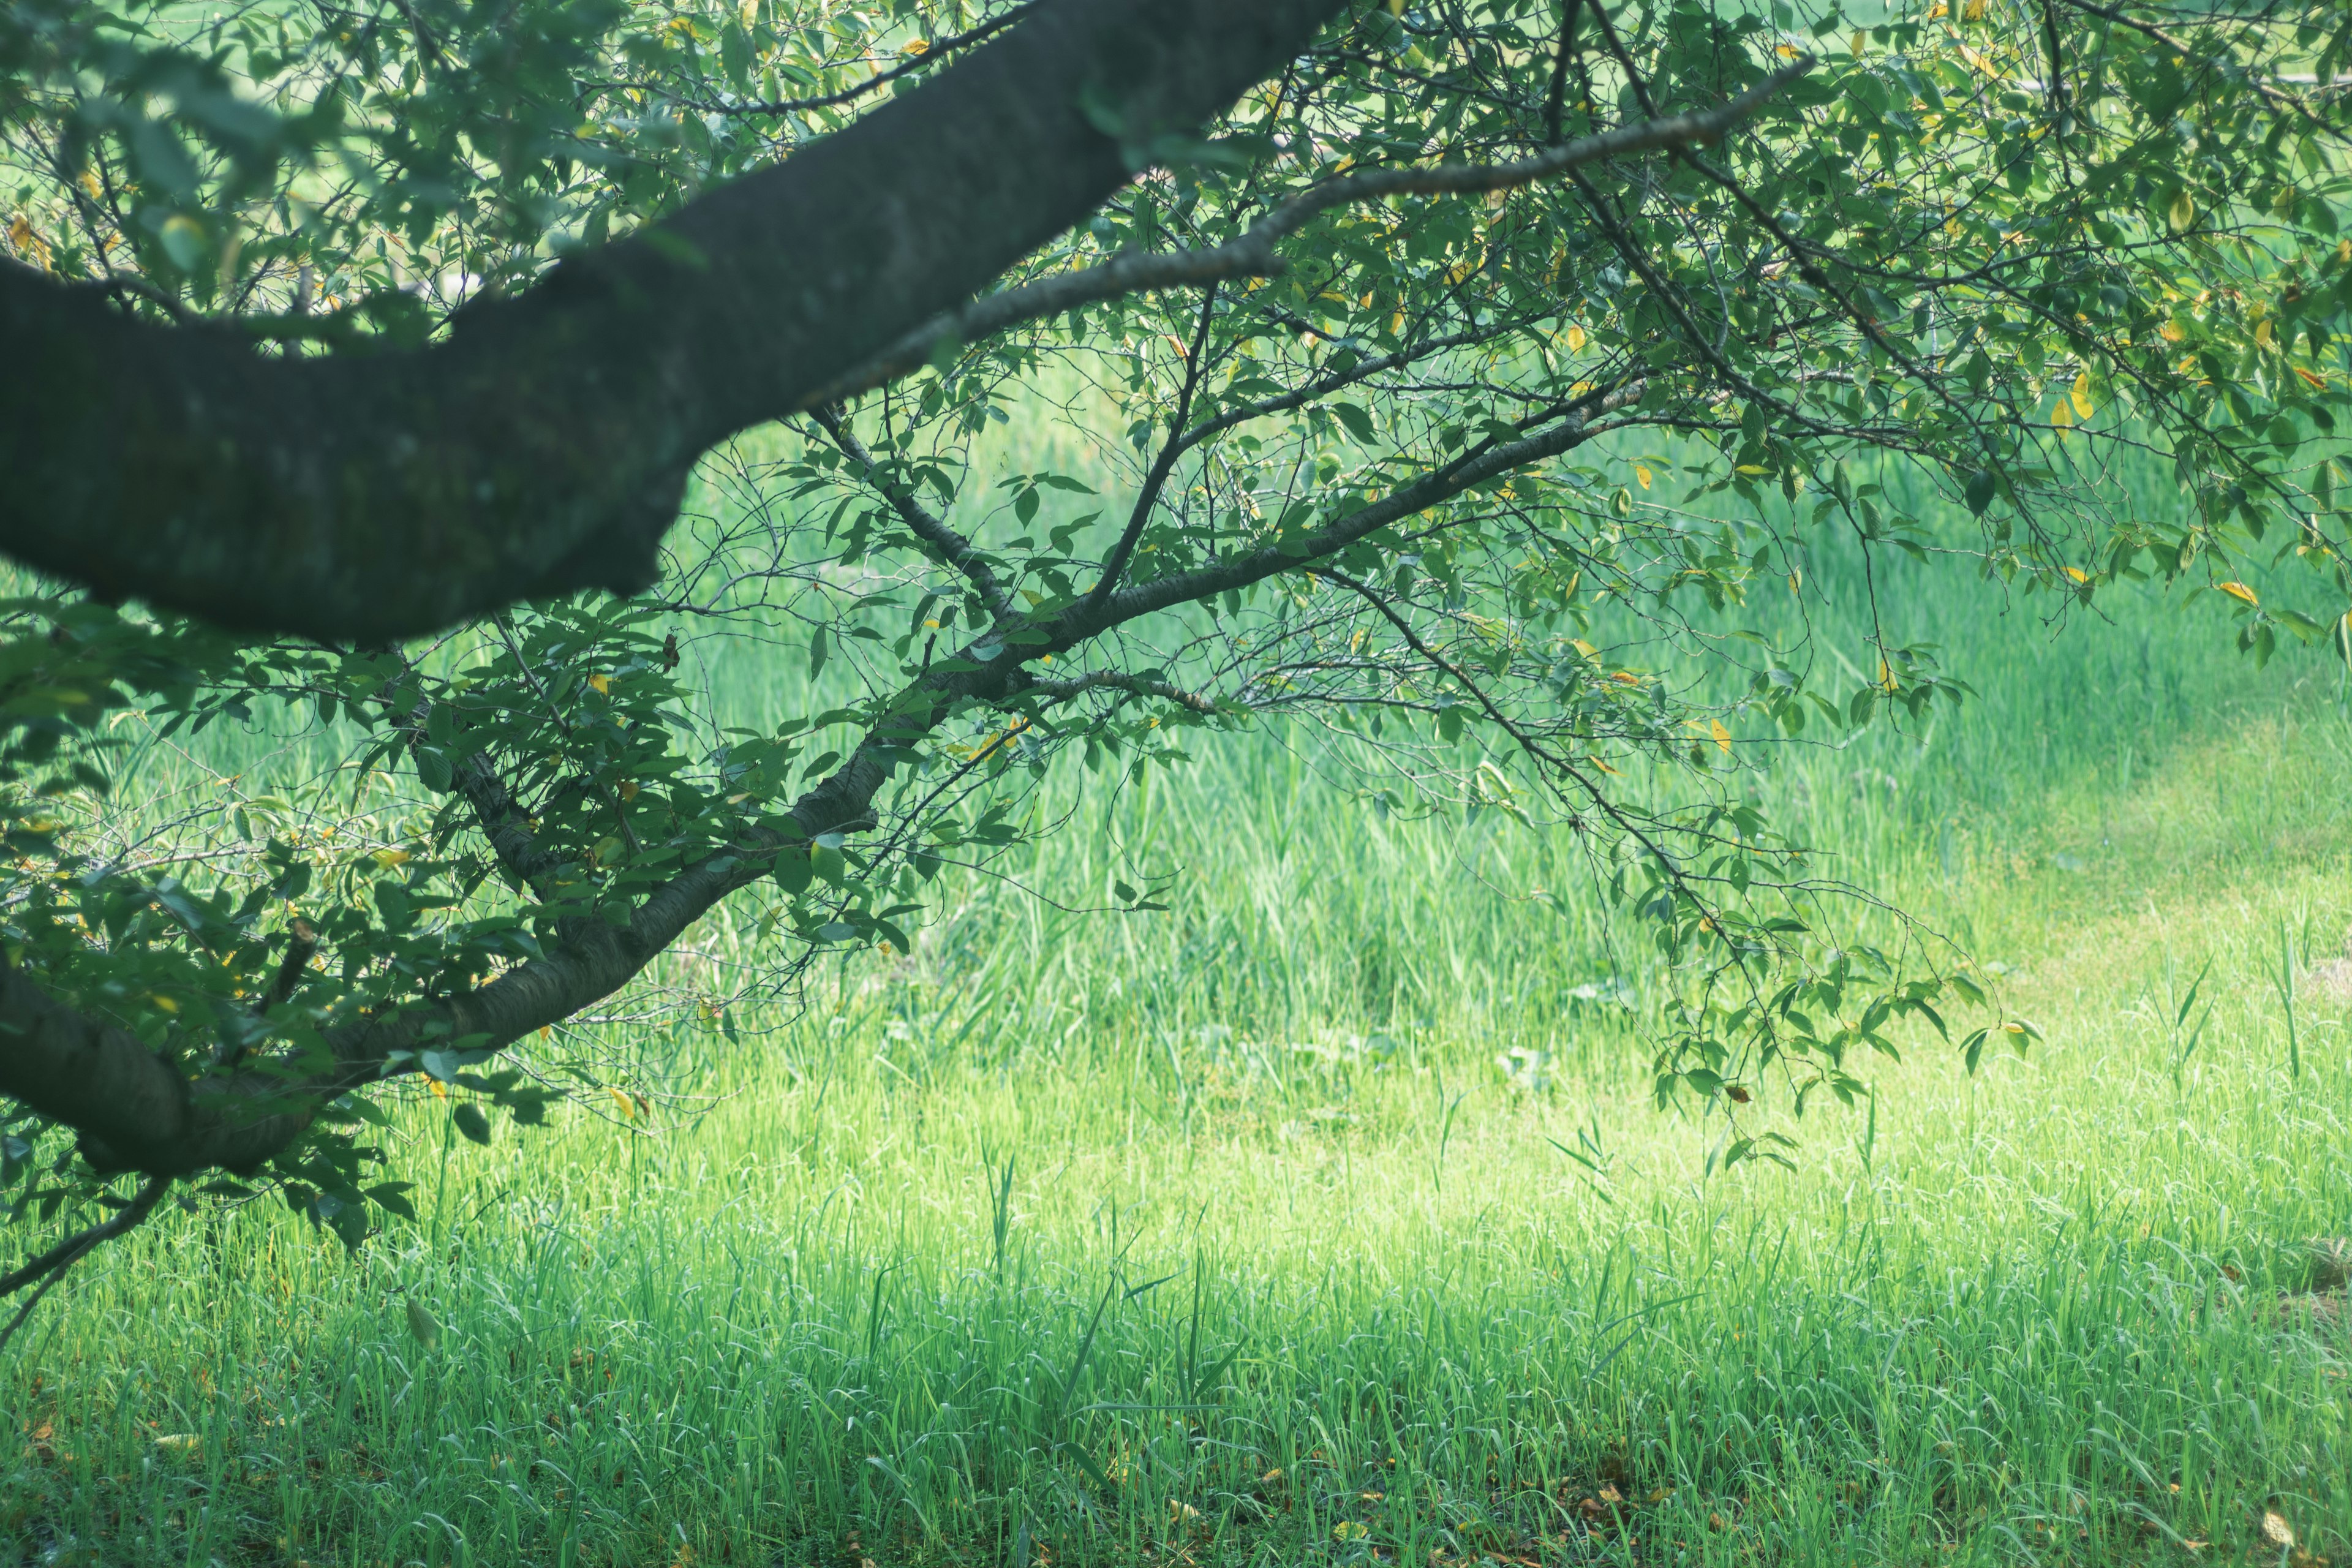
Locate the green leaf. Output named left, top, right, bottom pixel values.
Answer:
left=405, top=1298, right=440, bottom=1349
left=453, top=1103, right=492, bottom=1145
left=415, top=747, right=454, bottom=793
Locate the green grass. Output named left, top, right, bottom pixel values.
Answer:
left=5, top=456, right=2352, bottom=1568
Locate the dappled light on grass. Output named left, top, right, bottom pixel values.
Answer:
left=3, top=650, right=2349, bottom=1564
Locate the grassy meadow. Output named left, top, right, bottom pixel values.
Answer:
left=4, top=439, right=2351, bottom=1568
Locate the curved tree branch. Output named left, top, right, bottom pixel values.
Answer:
left=0, top=0, right=1345, bottom=644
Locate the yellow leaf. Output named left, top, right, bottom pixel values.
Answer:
left=587, top=672, right=611, bottom=695
left=2159, top=318, right=2185, bottom=343
left=1634, top=464, right=1653, bottom=491
left=428, top=1077, right=448, bottom=1099
left=1709, top=719, right=1731, bottom=753
left=151, top=993, right=178, bottom=1014
left=2167, top=190, right=2195, bottom=232
left=618, top=780, right=640, bottom=801
left=2215, top=580, right=2259, bottom=606
left=2255, top=318, right=2276, bottom=352
left=899, top=37, right=928, bottom=55
left=372, top=848, right=410, bottom=869
left=1850, top=29, right=1867, bottom=56
left=2295, top=365, right=2326, bottom=391
left=1963, top=0, right=1985, bottom=17
left=1571, top=638, right=1597, bottom=657
left=1735, top=464, right=1767, bottom=475
left=1589, top=755, right=1621, bottom=775
left=609, top=1086, right=635, bottom=1118
left=2069, top=371, right=2094, bottom=419
left=2062, top=565, right=2088, bottom=583
left=2050, top=398, right=2073, bottom=429
left=1879, top=657, right=1897, bottom=692
left=6, top=214, right=50, bottom=271
left=1565, top=323, right=1587, bottom=352
left=1389, top=309, right=1405, bottom=336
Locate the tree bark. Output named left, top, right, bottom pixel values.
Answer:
left=0, top=0, right=1342, bottom=645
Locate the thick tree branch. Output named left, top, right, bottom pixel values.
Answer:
left=0, top=370, right=1630, bottom=1180
left=0, top=0, right=1346, bottom=643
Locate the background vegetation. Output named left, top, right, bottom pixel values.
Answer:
left=2, top=426, right=2347, bottom=1568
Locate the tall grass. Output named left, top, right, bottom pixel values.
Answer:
left=3, top=436, right=2349, bottom=1567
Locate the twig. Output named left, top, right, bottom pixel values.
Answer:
left=807, top=405, right=1015, bottom=620
left=1085, top=282, right=1219, bottom=609
left=600, top=3, right=1038, bottom=119
left=0, top=1176, right=173, bottom=1352
left=801, top=57, right=1815, bottom=405
left=2054, top=0, right=2352, bottom=146
left=1025, top=669, right=1218, bottom=715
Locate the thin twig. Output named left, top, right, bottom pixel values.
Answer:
left=802, top=57, right=1815, bottom=405
left=1085, top=282, right=1219, bottom=609
left=597, top=2, right=1038, bottom=119
left=0, top=1176, right=173, bottom=1352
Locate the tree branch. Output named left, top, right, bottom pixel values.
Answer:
left=0, top=1175, right=172, bottom=1351
left=1085, top=282, right=1219, bottom=609
left=612, top=2, right=1041, bottom=119
left=807, top=56, right=1814, bottom=404
left=0, top=0, right=1348, bottom=643
left=1025, top=668, right=1218, bottom=714
left=807, top=405, right=1016, bottom=620
left=2053, top=0, right=2352, bottom=146
left=1058, top=383, right=1643, bottom=636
